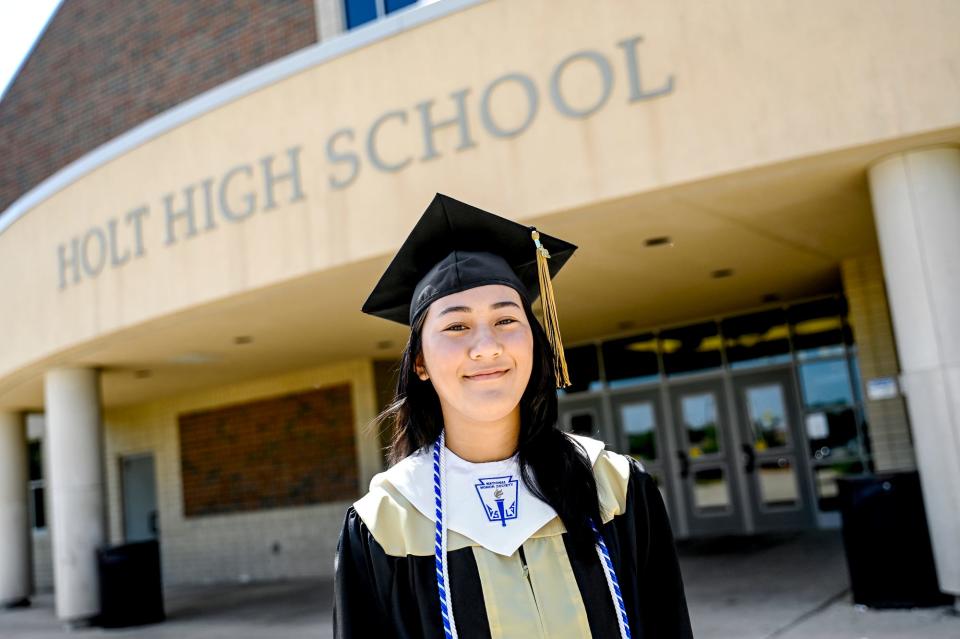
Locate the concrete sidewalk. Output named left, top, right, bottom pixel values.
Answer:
left=1, top=530, right=957, bottom=638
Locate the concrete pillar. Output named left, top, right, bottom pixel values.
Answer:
left=868, top=146, right=960, bottom=596
left=0, top=412, right=31, bottom=608
left=315, top=0, right=346, bottom=42
left=44, top=368, right=106, bottom=623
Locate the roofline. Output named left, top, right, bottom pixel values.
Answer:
left=0, top=0, right=486, bottom=238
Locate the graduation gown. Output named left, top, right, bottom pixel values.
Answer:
left=334, top=435, right=693, bottom=638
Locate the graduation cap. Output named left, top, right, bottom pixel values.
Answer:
left=361, top=193, right=576, bottom=388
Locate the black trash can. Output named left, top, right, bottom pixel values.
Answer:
left=96, top=539, right=166, bottom=628
left=837, top=472, right=952, bottom=608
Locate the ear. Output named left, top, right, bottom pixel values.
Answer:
left=414, top=352, right=429, bottom=381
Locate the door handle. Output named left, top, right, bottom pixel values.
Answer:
left=677, top=451, right=690, bottom=479
left=741, top=444, right=756, bottom=474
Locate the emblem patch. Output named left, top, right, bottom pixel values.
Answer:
left=474, top=475, right=519, bottom=527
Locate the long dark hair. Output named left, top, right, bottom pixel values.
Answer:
left=378, top=296, right=603, bottom=552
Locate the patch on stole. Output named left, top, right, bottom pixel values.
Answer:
left=474, top=475, right=519, bottom=527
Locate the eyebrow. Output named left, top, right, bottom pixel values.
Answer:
left=437, top=300, right=521, bottom=317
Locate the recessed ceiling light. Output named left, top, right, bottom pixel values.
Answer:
left=761, top=293, right=781, bottom=303
left=234, top=336, right=253, bottom=345
left=133, top=369, right=152, bottom=379
left=711, top=268, right=734, bottom=279
left=644, top=236, right=673, bottom=247
left=376, top=340, right=394, bottom=350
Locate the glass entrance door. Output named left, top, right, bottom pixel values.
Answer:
left=557, top=395, right=611, bottom=445
left=669, top=379, right=743, bottom=536
left=732, top=368, right=816, bottom=532
left=609, top=388, right=672, bottom=518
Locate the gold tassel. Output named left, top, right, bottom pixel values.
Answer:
left=531, top=229, right=571, bottom=389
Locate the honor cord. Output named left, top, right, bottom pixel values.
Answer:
left=590, top=517, right=633, bottom=639
left=433, top=432, right=458, bottom=639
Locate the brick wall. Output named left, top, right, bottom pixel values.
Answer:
left=0, top=0, right=317, bottom=216
left=179, top=384, right=356, bottom=517
left=841, top=253, right=916, bottom=471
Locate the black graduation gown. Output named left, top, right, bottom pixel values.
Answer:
left=334, top=447, right=693, bottom=638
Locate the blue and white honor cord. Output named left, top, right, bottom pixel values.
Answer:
left=432, top=431, right=632, bottom=639
left=433, top=431, right=459, bottom=639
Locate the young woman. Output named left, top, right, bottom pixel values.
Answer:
left=334, top=193, right=693, bottom=638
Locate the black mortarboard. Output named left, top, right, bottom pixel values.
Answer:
left=361, top=193, right=577, bottom=387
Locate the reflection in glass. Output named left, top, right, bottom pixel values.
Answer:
left=799, top=359, right=854, bottom=409
left=694, top=467, right=730, bottom=512
left=745, top=384, right=789, bottom=449
left=806, top=407, right=860, bottom=459
left=814, top=460, right=865, bottom=511
left=759, top=458, right=799, bottom=508
left=569, top=412, right=596, bottom=437
left=602, top=332, right=659, bottom=388
left=788, top=297, right=852, bottom=359
left=722, top=309, right=792, bottom=369
left=562, top=344, right=602, bottom=394
left=621, top=401, right=657, bottom=461
left=660, top=321, right=723, bottom=377
left=681, top=392, right=721, bottom=456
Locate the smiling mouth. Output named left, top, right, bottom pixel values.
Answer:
left=464, top=369, right=509, bottom=381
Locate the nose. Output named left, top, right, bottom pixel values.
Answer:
left=469, top=324, right=503, bottom=360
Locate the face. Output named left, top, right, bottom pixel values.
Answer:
left=416, top=284, right=534, bottom=425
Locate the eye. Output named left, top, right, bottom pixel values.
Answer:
left=444, top=323, right=468, bottom=332
left=496, top=318, right=518, bottom=326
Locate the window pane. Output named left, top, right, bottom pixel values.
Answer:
left=344, top=0, right=378, bottom=28
left=620, top=401, right=657, bottom=461
left=799, top=359, right=854, bottom=409
left=788, top=297, right=852, bottom=359
left=759, top=458, right=799, bottom=508
left=722, top=309, right=791, bottom=369
left=31, top=486, right=45, bottom=529
left=814, top=460, right=865, bottom=511
left=660, top=321, right=722, bottom=377
left=693, top=467, right=730, bottom=512
left=601, top=332, right=659, bottom=387
left=29, top=441, right=42, bottom=481
left=385, top=0, right=417, bottom=13
left=680, top=392, right=721, bottom=456
left=744, top=383, right=790, bottom=450
left=568, top=412, right=597, bottom=437
left=562, top=344, right=601, bottom=394
left=806, top=407, right=861, bottom=459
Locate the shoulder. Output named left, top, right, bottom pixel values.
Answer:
left=567, top=434, right=651, bottom=523
left=350, top=449, right=473, bottom=557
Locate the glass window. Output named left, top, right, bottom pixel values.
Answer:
left=385, top=0, right=417, bottom=12
left=28, top=441, right=45, bottom=530
left=799, top=359, right=854, bottom=409
left=660, top=321, right=723, bottom=377
left=344, top=0, right=378, bottom=28
left=620, top=401, right=657, bottom=461
left=744, top=383, right=790, bottom=450
left=758, top=458, right=799, bottom=509
left=814, top=459, right=866, bottom=511
left=721, top=309, right=792, bottom=369
left=693, top=467, right=731, bottom=513
left=805, top=407, right=861, bottom=459
left=562, top=344, right=601, bottom=394
left=601, top=332, right=659, bottom=388
left=345, top=0, right=418, bottom=29
left=788, top=297, right=852, bottom=360
left=680, top=392, right=721, bottom=456
left=29, top=441, right=43, bottom=481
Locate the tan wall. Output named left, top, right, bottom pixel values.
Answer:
left=2, top=0, right=960, bottom=393
left=841, top=253, right=916, bottom=471
left=102, top=358, right=380, bottom=584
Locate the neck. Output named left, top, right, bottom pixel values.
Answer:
left=441, top=406, right=520, bottom=463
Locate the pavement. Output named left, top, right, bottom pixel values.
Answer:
left=1, top=530, right=958, bottom=638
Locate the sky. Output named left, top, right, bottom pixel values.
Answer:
left=0, top=0, right=63, bottom=100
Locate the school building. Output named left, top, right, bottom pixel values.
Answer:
left=1, top=0, right=958, bottom=624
